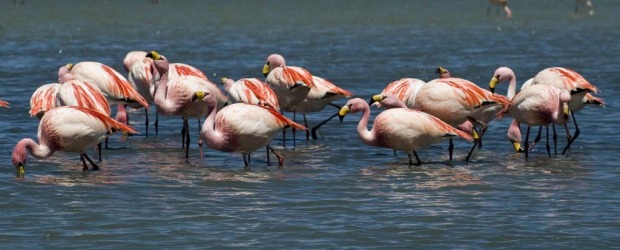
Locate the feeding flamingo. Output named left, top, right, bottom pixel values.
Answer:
left=507, top=84, right=572, bottom=158
left=263, top=54, right=315, bottom=147
left=57, top=61, right=149, bottom=126
left=490, top=66, right=601, bottom=153
left=11, top=106, right=137, bottom=177
left=414, top=77, right=509, bottom=161
left=191, top=89, right=307, bottom=168
left=339, top=98, right=473, bottom=166
left=147, top=51, right=228, bottom=158
left=487, top=0, right=512, bottom=18
left=295, top=76, right=353, bottom=139
left=29, top=83, right=61, bottom=119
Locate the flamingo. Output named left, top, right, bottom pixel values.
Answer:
left=508, top=84, right=572, bottom=158
left=415, top=77, right=509, bottom=161
left=0, top=99, right=9, bottom=108
left=221, top=77, right=280, bottom=110
left=29, top=83, right=61, bottom=119
left=490, top=66, right=601, bottom=153
left=487, top=0, right=512, bottom=18
left=123, top=50, right=148, bottom=73
left=57, top=61, right=149, bottom=126
left=126, top=54, right=157, bottom=135
left=191, top=89, right=307, bottom=168
left=375, top=78, right=426, bottom=109
left=147, top=51, right=228, bottom=159
left=11, top=106, right=137, bottom=177
left=575, top=0, right=594, bottom=15
left=339, top=98, right=473, bottom=166
left=295, top=76, right=353, bottom=139
left=263, top=54, right=315, bottom=147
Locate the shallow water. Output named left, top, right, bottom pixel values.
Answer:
left=1, top=0, right=619, bottom=248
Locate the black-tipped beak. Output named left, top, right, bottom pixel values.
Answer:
left=146, top=52, right=153, bottom=58
left=338, top=114, right=345, bottom=122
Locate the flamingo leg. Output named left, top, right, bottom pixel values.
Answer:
left=80, top=155, right=89, bottom=171
left=155, top=112, right=159, bottom=135
left=546, top=126, right=551, bottom=158
left=144, top=107, right=149, bottom=137
left=83, top=153, right=100, bottom=170
left=97, top=142, right=102, bottom=162
left=243, top=154, right=249, bottom=167
left=528, top=126, right=542, bottom=151
left=408, top=151, right=421, bottom=168
left=553, top=124, right=558, bottom=156
left=197, top=118, right=203, bottom=158
left=524, top=126, right=531, bottom=159
left=310, top=103, right=342, bottom=139
left=292, top=111, right=297, bottom=148
left=562, top=112, right=580, bottom=154
left=267, top=145, right=284, bottom=168
left=266, top=145, right=271, bottom=165
left=181, top=118, right=187, bottom=148
left=183, top=118, right=190, bottom=159
left=281, top=111, right=287, bottom=148
left=448, top=139, right=454, bottom=161
left=303, top=114, right=310, bottom=141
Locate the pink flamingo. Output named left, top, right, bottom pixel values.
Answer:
left=58, top=61, right=149, bottom=126
left=508, top=84, right=572, bottom=158
left=11, top=106, right=137, bottom=177
left=339, top=98, right=473, bottom=166
left=487, top=0, right=512, bottom=18
left=376, top=78, right=426, bottom=109
left=415, top=77, right=509, bottom=161
left=147, top=51, right=228, bottom=158
left=490, top=66, right=601, bottom=153
left=126, top=52, right=157, bottom=135
left=0, top=99, right=9, bottom=108
left=191, top=89, right=307, bottom=168
left=296, top=76, right=353, bottom=139
left=263, top=54, right=315, bottom=147
left=29, top=83, right=61, bottom=119
left=221, top=77, right=280, bottom=110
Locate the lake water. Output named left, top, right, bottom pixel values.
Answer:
left=1, top=0, right=619, bottom=248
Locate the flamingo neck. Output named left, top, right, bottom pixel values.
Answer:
left=153, top=71, right=180, bottom=114
left=356, top=104, right=375, bottom=145
left=202, top=102, right=228, bottom=150
left=507, top=75, right=517, bottom=100
left=19, top=139, right=54, bottom=160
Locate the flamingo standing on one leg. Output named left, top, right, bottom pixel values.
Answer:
left=295, top=76, right=352, bottom=139
left=147, top=51, right=227, bottom=159
left=414, top=77, right=509, bottom=162
left=263, top=54, right=315, bottom=148
left=338, top=98, right=473, bottom=166
left=29, top=83, right=61, bottom=119
left=191, top=89, right=307, bottom=168
left=11, top=106, right=137, bottom=177
left=487, top=0, right=512, bottom=18
left=508, top=84, right=572, bottom=159
left=126, top=54, right=157, bottom=136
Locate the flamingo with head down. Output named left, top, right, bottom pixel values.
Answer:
left=339, top=97, right=473, bottom=166
left=191, top=89, right=307, bottom=168
left=490, top=66, right=602, bottom=153
left=11, top=106, right=137, bottom=177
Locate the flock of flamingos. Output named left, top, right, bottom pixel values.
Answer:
left=2, top=50, right=605, bottom=177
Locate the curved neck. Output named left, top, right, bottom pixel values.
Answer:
left=153, top=71, right=180, bottom=113
left=202, top=102, right=227, bottom=148
left=20, top=138, right=54, bottom=160
left=356, top=104, right=375, bottom=145
left=507, top=76, right=517, bottom=100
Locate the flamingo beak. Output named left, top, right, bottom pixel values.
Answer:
left=191, top=91, right=206, bottom=102
left=220, top=77, right=228, bottom=85
left=489, top=76, right=499, bottom=94
left=262, top=64, right=271, bottom=77
left=369, top=94, right=383, bottom=105
left=338, top=106, right=350, bottom=122
left=16, top=163, right=25, bottom=178
left=512, top=141, right=523, bottom=153
left=563, top=103, right=570, bottom=120
left=146, top=51, right=161, bottom=60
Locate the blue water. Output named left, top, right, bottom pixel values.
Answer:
left=1, top=0, right=619, bottom=248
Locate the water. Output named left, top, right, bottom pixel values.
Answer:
left=1, top=0, right=619, bottom=248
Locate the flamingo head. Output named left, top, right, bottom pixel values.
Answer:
left=191, top=90, right=218, bottom=109
left=57, top=63, right=74, bottom=83
left=146, top=51, right=169, bottom=75
left=339, top=98, right=366, bottom=122
left=370, top=93, right=406, bottom=109
left=436, top=67, right=451, bottom=78
left=560, top=90, right=571, bottom=120
left=220, top=77, right=234, bottom=90
left=490, top=67, right=515, bottom=94
left=263, top=54, right=285, bottom=77
left=11, top=140, right=28, bottom=178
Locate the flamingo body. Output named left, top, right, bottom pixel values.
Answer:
left=29, top=83, right=61, bottom=118
left=378, top=78, right=426, bottom=108
left=56, top=79, right=111, bottom=116
left=222, top=77, right=280, bottom=110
